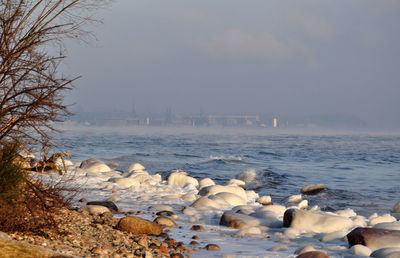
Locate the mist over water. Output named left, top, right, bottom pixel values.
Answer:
left=56, top=125, right=400, bottom=217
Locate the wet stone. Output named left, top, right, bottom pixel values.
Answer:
left=190, top=225, right=204, bottom=231
left=205, top=243, right=220, bottom=251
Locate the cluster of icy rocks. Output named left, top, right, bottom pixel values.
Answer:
left=58, top=157, right=400, bottom=257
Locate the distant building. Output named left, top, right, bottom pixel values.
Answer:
left=273, top=117, right=278, bottom=128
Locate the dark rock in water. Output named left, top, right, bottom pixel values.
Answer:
left=205, top=244, right=220, bottom=251
left=296, top=251, right=329, bottom=258
left=301, top=184, right=326, bottom=195
left=79, top=198, right=88, bottom=203
left=190, top=225, right=204, bottom=231
left=116, top=216, right=163, bottom=235
left=86, top=201, right=118, bottom=212
left=156, top=210, right=175, bottom=217
left=321, top=206, right=336, bottom=212
left=347, top=227, right=400, bottom=251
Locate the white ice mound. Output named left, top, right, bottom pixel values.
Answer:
left=109, top=177, right=140, bottom=187
left=371, top=248, right=400, bottom=258
left=82, top=205, right=110, bottom=215
left=374, top=221, right=400, bottom=231
left=257, top=196, right=272, bottom=205
left=127, top=170, right=161, bottom=185
left=55, top=157, right=74, bottom=168
left=236, top=169, right=257, bottom=183
left=287, top=194, right=302, bottom=203
left=283, top=208, right=354, bottom=233
left=369, top=213, right=397, bottom=227
left=167, top=170, right=199, bottom=188
left=226, top=179, right=245, bottom=188
left=127, top=163, right=145, bottom=173
left=80, top=158, right=111, bottom=173
left=198, top=185, right=247, bottom=201
left=190, top=196, right=230, bottom=210
left=213, top=192, right=246, bottom=206
left=199, top=178, right=215, bottom=189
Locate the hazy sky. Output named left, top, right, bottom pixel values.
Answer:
left=64, top=0, right=400, bottom=128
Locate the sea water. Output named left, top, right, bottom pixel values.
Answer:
left=57, top=126, right=400, bottom=217
left=53, top=126, right=400, bottom=257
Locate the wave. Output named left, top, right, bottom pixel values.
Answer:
left=202, top=155, right=244, bottom=164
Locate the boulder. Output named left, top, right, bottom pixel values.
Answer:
left=347, top=227, right=400, bottom=251
left=153, top=216, right=177, bottom=228
left=199, top=185, right=247, bottom=200
left=283, top=208, right=353, bottom=233
left=86, top=201, right=118, bottom=212
left=288, top=194, right=302, bottom=203
left=117, top=216, right=163, bottom=235
left=301, top=184, right=326, bottom=195
left=80, top=158, right=100, bottom=168
left=296, top=251, right=329, bottom=258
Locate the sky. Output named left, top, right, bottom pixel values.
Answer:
left=63, top=0, right=400, bottom=129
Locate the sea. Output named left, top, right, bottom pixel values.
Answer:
left=56, top=126, right=400, bottom=218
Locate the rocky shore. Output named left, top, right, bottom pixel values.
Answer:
left=2, top=157, right=400, bottom=258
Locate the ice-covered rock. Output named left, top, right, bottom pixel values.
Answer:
left=369, top=214, right=397, bottom=227
left=352, top=215, right=368, bottom=227
left=84, top=161, right=111, bottom=173
left=150, top=205, right=174, bottom=212
left=288, top=194, right=302, bottom=203
left=245, top=190, right=259, bottom=201
left=110, top=177, right=140, bottom=187
left=349, top=244, right=372, bottom=256
left=371, top=247, right=400, bottom=258
left=127, top=163, right=145, bottom=173
left=213, top=192, right=246, bottom=206
left=374, top=221, right=400, bottom=231
left=235, top=226, right=262, bottom=236
left=199, top=178, right=215, bottom=189
left=347, top=227, right=400, bottom=251
left=257, top=195, right=272, bottom=205
left=297, top=200, right=308, bottom=209
left=181, top=193, right=197, bottom=202
left=167, top=170, right=199, bottom=188
left=226, top=179, right=246, bottom=188
left=191, top=196, right=230, bottom=210
left=258, top=204, right=287, bottom=216
left=199, top=185, right=247, bottom=201
left=320, top=230, right=349, bottom=242
left=335, top=208, right=357, bottom=218
left=236, top=169, right=256, bottom=183
left=55, top=157, right=74, bottom=168
left=391, top=201, right=400, bottom=220
left=283, top=208, right=354, bottom=233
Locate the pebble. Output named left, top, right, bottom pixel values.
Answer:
left=190, top=241, right=199, bottom=246
left=190, top=225, right=204, bottom=231
left=205, top=243, right=220, bottom=251
left=192, top=235, right=199, bottom=240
